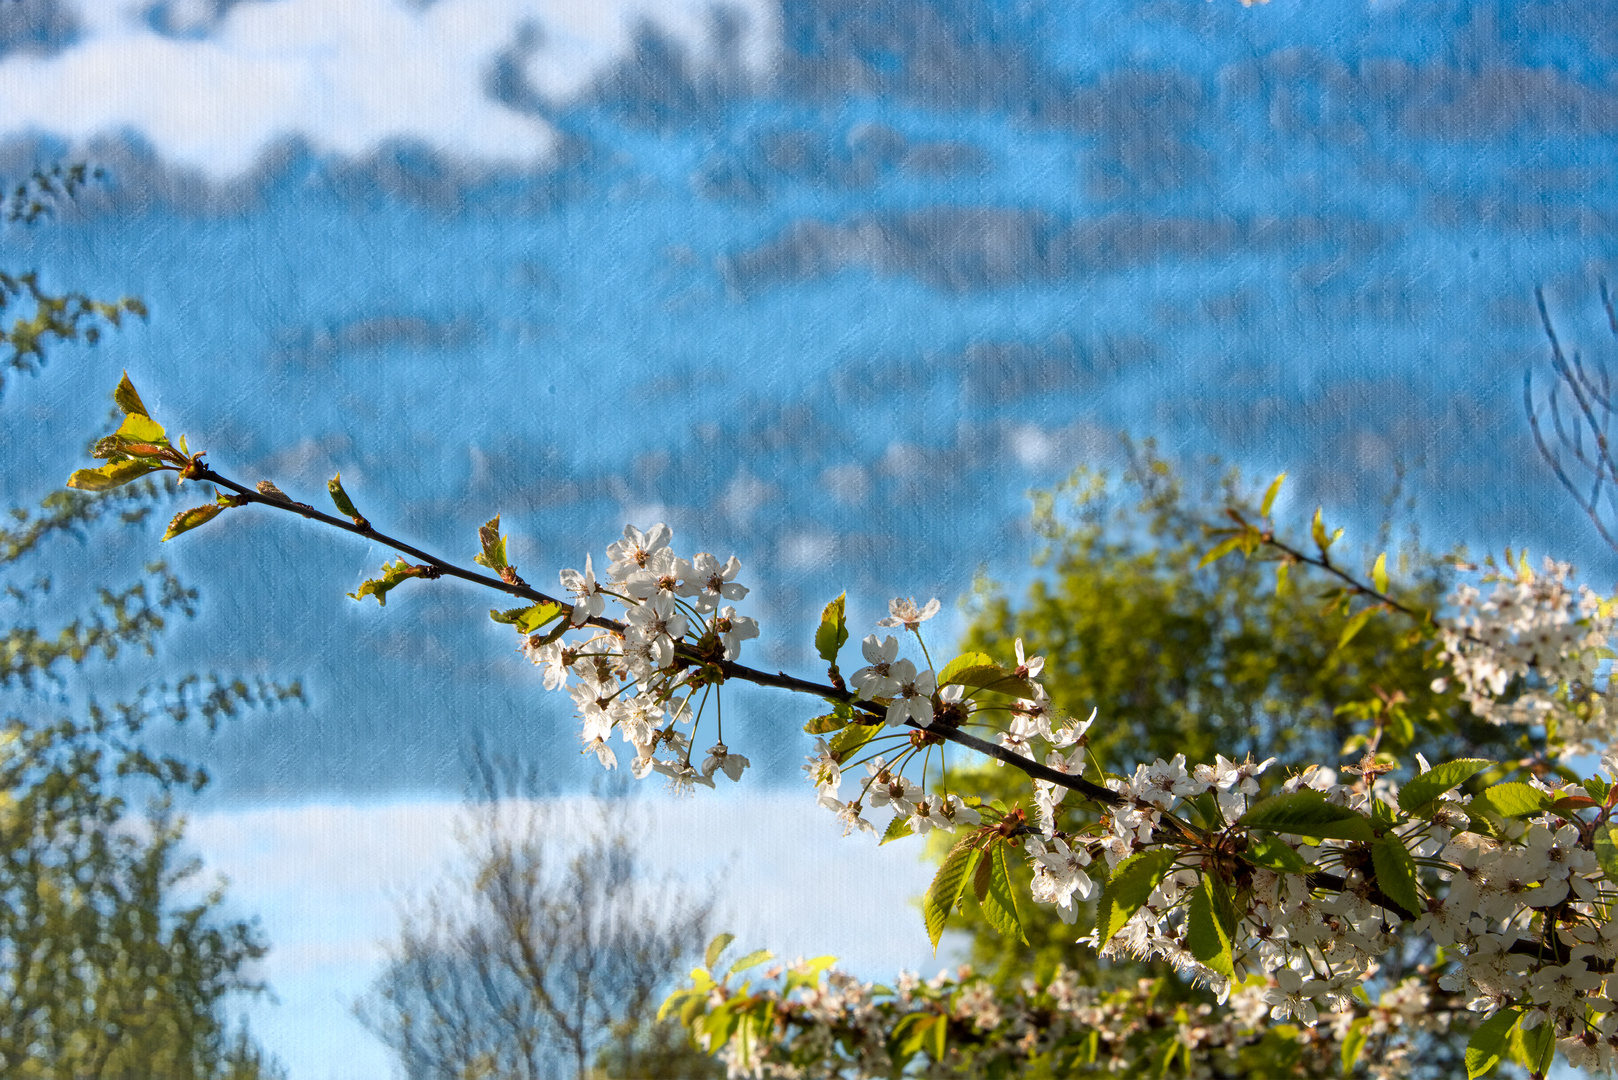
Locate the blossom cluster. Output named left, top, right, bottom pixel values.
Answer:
left=1433, top=556, right=1617, bottom=753
left=520, top=524, right=758, bottom=789
left=806, top=616, right=1076, bottom=843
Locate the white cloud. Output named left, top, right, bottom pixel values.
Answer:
left=0, top=0, right=776, bottom=179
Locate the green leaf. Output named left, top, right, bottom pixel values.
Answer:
left=1371, top=552, right=1389, bottom=595
left=815, top=593, right=848, bottom=665
left=889, top=1014, right=942, bottom=1065
left=782, top=955, right=834, bottom=994
left=66, top=459, right=161, bottom=491
left=879, top=814, right=910, bottom=846
left=161, top=502, right=224, bottom=542
left=1239, top=790, right=1374, bottom=842
left=1509, top=1010, right=1553, bottom=1076
left=1244, top=834, right=1308, bottom=873
left=327, top=473, right=366, bottom=524
left=936, top=651, right=992, bottom=684
left=705, top=933, right=734, bottom=972
left=1470, top=782, right=1550, bottom=819
left=1198, top=533, right=1246, bottom=569
left=924, top=835, right=983, bottom=952
left=979, top=843, right=1027, bottom=944
left=936, top=656, right=1035, bottom=699
left=1185, top=875, right=1235, bottom=978
left=1398, top=759, right=1494, bottom=814
left=1594, top=824, right=1618, bottom=883
left=114, top=411, right=169, bottom=447
left=489, top=601, right=566, bottom=635
left=1312, top=506, right=1329, bottom=550
left=474, top=514, right=509, bottom=573
left=347, top=558, right=431, bottom=607
left=803, top=712, right=850, bottom=735
left=1371, top=836, right=1422, bottom=919
left=114, top=371, right=150, bottom=416
left=727, top=949, right=773, bottom=977
left=1336, top=607, right=1376, bottom=651
left=1260, top=472, right=1286, bottom=517
left=927, top=1007, right=947, bottom=1061
left=657, top=988, right=699, bottom=1024
left=972, top=843, right=994, bottom=902
left=1340, top=1016, right=1372, bottom=1077
left=1465, top=1007, right=1519, bottom=1077
left=1095, top=849, right=1180, bottom=949
left=1275, top=560, right=1290, bottom=597
left=827, top=722, right=881, bottom=764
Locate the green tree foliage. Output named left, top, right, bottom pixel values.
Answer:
left=940, top=449, right=1516, bottom=1031
left=0, top=711, right=282, bottom=1079
left=0, top=184, right=289, bottom=1077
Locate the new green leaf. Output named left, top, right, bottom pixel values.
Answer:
left=1238, top=790, right=1374, bottom=842
left=1594, top=824, right=1618, bottom=884
left=67, top=459, right=161, bottom=491
left=113, top=411, right=169, bottom=447
left=1336, top=607, right=1376, bottom=651
left=727, top=949, right=773, bottom=977
left=1095, top=849, right=1179, bottom=949
left=1371, top=836, right=1422, bottom=919
left=936, top=654, right=1035, bottom=699
left=1341, top=1016, right=1371, bottom=1077
left=348, top=558, right=432, bottom=607
left=475, top=514, right=509, bottom=573
left=1470, top=782, right=1550, bottom=819
left=803, top=713, right=850, bottom=735
left=828, top=722, right=880, bottom=764
left=1198, top=533, right=1246, bottom=569
left=978, top=843, right=1027, bottom=945
left=1244, top=834, right=1308, bottom=873
left=1398, top=759, right=1493, bottom=814
left=114, top=371, right=150, bottom=416
left=1185, top=874, right=1235, bottom=978
left=489, top=601, right=566, bottom=635
left=924, top=835, right=982, bottom=951
left=1260, top=472, right=1286, bottom=517
left=161, top=502, right=224, bottom=542
left=705, top=933, right=734, bottom=972
left=815, top=593, right=848, bottom=665
left=328, top=473, right=367, bottom=525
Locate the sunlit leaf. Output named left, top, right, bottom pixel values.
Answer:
left=815, top=593, right=848, bottom=665
left=1239, top=790, right=1374, bottom=842
left=67, top=459, right=161, bottom=491
left=161, top=502, right=224, bottom=542
left=348, top=558, right=433, bottom=607
left=1260, top=472, right=1286, bottom=517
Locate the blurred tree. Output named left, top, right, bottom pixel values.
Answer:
left=357, top=758, right=723, bottom=1080
left=0, top=166, right=291, bottom=1078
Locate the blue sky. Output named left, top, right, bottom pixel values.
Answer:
left=4, top=0, right=1617, bottom=1075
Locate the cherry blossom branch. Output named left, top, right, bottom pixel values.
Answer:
left=190, top=465, right=1124, bottom=807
